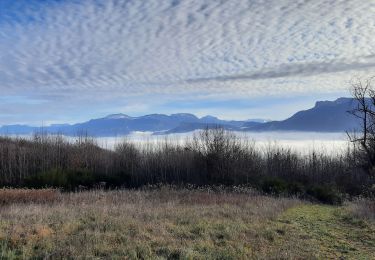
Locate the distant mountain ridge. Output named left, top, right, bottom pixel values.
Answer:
left=0, top=97, right=364, bottom=136
left=244, top=97, right=362, bottom=132
left=0, top=113, right=263, bottom=137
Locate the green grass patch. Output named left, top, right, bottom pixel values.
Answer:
left=269, top=204, right=375, bottom=259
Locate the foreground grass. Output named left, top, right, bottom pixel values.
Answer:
left=0, top=189, right=373, bottom=259
left=270, top=204, right=375, bottom=259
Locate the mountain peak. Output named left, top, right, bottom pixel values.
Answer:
left=104, top=114, right=132, bottom=119
left=334, top=97, right=353, bottom=103
left=200, top=115, right=220, bottom=123
left=315, top=97, right=353, bottom=108
left=201, top=115, right=219, bottom=120
left=170, top=113, right=198, bottom=119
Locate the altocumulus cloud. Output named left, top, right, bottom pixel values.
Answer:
left=0, top=0, right=375, bottom=123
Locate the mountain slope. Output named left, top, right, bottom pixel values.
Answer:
left=244, top=98, right=362, bottom=132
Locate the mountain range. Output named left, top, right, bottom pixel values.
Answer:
left=0, top=97, right=363, bottom=136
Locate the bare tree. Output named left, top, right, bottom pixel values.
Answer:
left=347, top=77, right=375, bottom=176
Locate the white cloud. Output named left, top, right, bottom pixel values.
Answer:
left=0, top=0, right=375, bottom=124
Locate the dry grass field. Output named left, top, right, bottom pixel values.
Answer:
left=0, top=188, right=374, bottom=259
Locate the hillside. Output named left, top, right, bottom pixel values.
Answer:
left=244, top=98, right=362, bottom=132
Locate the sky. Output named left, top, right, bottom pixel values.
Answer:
left=0, top=0, right=375, bottom=126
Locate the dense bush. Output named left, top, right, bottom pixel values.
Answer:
left=25, top=168, right=96, bottom=190
left=307, top=185, right=343, bottom=205
left=261, top=177, right=289, bottom=195
left=261, top=178, right=305, bottom=196
left=259, top=177, right=342, bottom=204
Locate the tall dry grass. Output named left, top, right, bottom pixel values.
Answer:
left=0, top=188, right=60, bottom=205
left=347, top=198, right=375, bottom=222
left=0, top=188, right=300, bottom=259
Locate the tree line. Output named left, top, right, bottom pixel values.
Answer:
left=0, top=128, right=372, bottom=203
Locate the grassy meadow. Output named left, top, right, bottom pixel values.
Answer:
left=0, top=188, right=374, bottom=259
left=0, top=129, right=374, bottom=259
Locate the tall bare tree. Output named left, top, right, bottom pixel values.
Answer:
left=347, top=77, right=375, bottom=176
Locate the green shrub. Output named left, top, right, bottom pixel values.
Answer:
left=25, top=168, right=69, bottom=188
left=259, top=177, right=344, bottom=205
left=307, top=185, right=343, bottom=205
left=25, top=168, right=96, bottom=190
left=287, top=182, right=305, bottom=195
left=261, top=178, right=305, bottom=196
left=66, top=169, right=95, bottom=188
left=102, top=172, right=132, bottom=188
left=261, top=177, right=288, bottom=195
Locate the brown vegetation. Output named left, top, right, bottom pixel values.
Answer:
left=0, top=189, right=373, bottom=259
left=0, top=188, right=59, bottom=205
left=0, top=188, right=300, bottom=259
left=347, top=198, right=375, bottom=222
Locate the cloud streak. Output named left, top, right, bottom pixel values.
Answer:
left=184, top=56, right=375, bottom=83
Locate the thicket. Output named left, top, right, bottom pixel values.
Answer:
left=0, top=129, right=373, bottom=204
